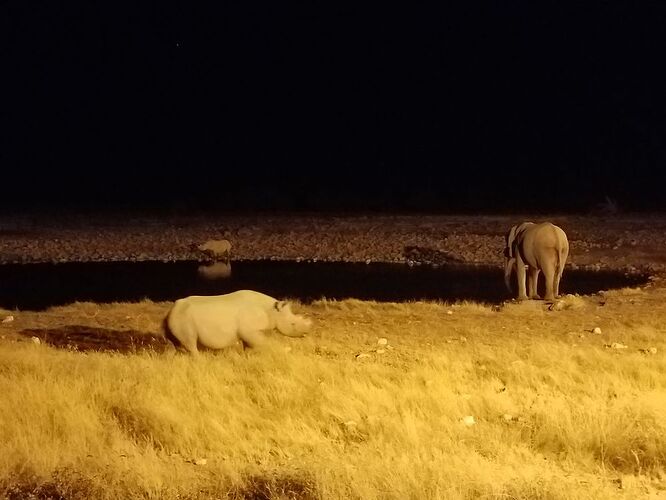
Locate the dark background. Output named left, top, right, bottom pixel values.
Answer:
left=2, top=2, right=665, bottom=213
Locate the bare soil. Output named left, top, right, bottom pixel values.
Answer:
left=1, top=212, right=665, bottom=275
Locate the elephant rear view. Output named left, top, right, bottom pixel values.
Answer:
left=504, top=222, right=569, bottom=301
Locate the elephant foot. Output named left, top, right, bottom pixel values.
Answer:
left=517, top=295, right=529, bottom=302
left=529, top=294, right=541, bottom=300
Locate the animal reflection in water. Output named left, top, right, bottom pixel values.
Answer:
left=197, top=261, right=232, bottom=280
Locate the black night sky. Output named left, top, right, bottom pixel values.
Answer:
left=2, top=2, right=665, bottom=213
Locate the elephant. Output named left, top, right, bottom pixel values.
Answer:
left=503, top=222, right=569, bottom=302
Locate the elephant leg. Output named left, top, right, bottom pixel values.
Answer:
left=542, top=261, right=556, bottom=302
left=528, top=268, right=541, bottom=299
left=554, top=269, right=563, bottom=298
left=515, top=256, right=528, bottom=301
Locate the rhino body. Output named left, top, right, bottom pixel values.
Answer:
left=197, top=239, right=232, bottom=260
left=164, top=290, right=311, bottom=354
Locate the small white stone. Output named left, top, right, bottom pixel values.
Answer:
left=31, top=336, right=41, bottom=345
left=461, top=415, right=476, bottom=427
left=619, top=474, right=637, bottom=490
left=355, top=353, right=371, bottom=360
left=377, top=338, right=388, bottom=346
left=375, top=348, right=385, bottom=354
left=2, top=315, right=14, bottom=323
left=502, top=414, right=513, bottom=422
left=193, top=458, right=207, bottom=466
left=592, top=327, right=602, bottom=334
left=648, top=347, right=658, bottom=354
left=446, top=310, right=453, bottom=315
left=459, top=336, right=467, bottom=343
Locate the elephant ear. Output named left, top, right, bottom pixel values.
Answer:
left=506, top=225, right=518, bottom=258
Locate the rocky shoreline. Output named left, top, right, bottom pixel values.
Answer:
left=1, top=212, right=665, bottom=275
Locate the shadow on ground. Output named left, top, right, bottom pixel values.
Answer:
left=1, top=469, right=319, bottom=500
left=228, top=474, right=319, bottom=500
left=19, top=326, right=170, bottom=353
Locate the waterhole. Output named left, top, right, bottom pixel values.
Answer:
left=0, top=260, right=648, bottom=311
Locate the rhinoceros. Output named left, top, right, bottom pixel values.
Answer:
left=163, top=290, right=311, bottom=354
left=197, top=239, right=232, bottom=260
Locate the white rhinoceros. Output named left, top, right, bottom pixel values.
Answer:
left=163, top=290, right=311, bottom=354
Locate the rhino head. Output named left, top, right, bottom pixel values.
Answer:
left=274, top=301, right=312, bottom=337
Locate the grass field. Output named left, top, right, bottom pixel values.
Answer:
left=1, top=286, right=665, bottom=499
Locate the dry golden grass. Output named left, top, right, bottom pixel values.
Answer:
left=1, top=286, right=665, bottom=499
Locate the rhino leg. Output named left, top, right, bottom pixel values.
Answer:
left=177, top=324, right=200, bottom=355
left=182, top=337, right=199, bottom=355
left=238, top=329, right=268, bottom=349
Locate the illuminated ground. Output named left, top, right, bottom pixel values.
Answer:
left=1, top=213, right=665, bottom=276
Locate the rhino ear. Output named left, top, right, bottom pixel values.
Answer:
left=274, top=301, right=286, bottom=312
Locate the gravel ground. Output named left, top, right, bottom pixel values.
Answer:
left=1, top=212, right=665, bottom=274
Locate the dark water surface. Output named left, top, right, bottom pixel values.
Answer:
left=0, top=260, right=649, bottom=311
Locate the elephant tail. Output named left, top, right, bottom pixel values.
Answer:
left=555, top=246, right=567, bottom=280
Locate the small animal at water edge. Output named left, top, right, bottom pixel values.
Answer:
left=163, top=290, right=312, bottom=354
left=503, top=222, right=569, bottom=302
left=196, top=239, right=232, bottom=260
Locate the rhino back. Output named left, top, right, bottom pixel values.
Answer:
left=219, top=290, right=278, bottom=309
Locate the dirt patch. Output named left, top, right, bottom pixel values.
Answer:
left=1, top=467, right=98, bottom=500
left=403, top=245, right=465, bottom=265
left=19, top=326, right=170, bottom=353
left=229, top=474, right=319, bottom=500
